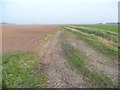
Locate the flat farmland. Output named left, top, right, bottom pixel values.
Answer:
left=2, top=24, right=118, bottom=88
left=2, top=25, right=57, bottom=52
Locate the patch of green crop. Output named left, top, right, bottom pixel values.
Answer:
left=2, top=52, right=47, bottom=88
left=62, top=40, right=117, bottom=88
left=42, top=33, right=53, bottom=41
left=75, top=24, right=118, bottom=33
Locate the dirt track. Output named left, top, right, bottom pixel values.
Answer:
left=38, top=29, right=90, bottom=88
left=2, top=25, right=118, bottom=88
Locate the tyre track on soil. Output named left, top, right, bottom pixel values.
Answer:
left=65, top=32, right=118, bottom=86
left=38, top=30, right=89, bottom=88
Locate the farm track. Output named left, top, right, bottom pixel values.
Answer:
left=33, top=27, right=118, bottom=87
left=37, top=29, right=90, bottom=88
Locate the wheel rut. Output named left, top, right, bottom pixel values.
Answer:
left=65, top=33, right=118, bottom=86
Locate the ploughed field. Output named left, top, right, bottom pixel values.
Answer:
left=2, top=25, right=57, bottom=52
left=2, top=24, right=118, bottom=88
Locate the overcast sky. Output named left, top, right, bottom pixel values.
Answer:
left=0, top=0, right=119, bottom=24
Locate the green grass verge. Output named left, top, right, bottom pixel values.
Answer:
left=63, top=26, right=118, bottom=61
left=62, top=40, right=116, bottom=88
left=2, top=52, right=47, bottom=88
left=66, top=25, right=118, bottom=44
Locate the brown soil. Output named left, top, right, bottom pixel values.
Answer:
left=0, top=25, right=2, bottom=53
left=2, top=25, right=57, bottom=52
